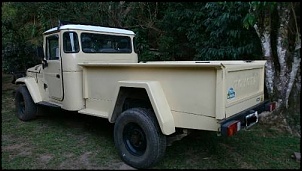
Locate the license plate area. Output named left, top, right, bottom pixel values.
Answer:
left=245, top=111, right=258, bottom=129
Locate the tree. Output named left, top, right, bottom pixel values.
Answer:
left=244, top=2, right=300, bottom=134
left=2, top=2, right=113, bottom=73
left=192, top=2, right=262, bottom=61
left=244, top=2, right=300, bottom=108
left=2, top=2, right=42, bottom=73
left=156, top=2, right=262, bottom=61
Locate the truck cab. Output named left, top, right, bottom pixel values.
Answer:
left=22, top=24, right=138, bottom=111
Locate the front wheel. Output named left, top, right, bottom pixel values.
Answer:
left=15, top=85, right=37, bottom=121
left=114, top=108, right=166, bottom=169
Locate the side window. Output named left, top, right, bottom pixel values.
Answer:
left=46, top=35, right=59, bottom=60
left=63, top=32, right=79, bottom=53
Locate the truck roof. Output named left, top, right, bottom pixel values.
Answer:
left=43, top=24, right=135, bottom=35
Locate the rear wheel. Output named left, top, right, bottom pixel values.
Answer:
left=15, top=85, right=37, bottom=121
left=114, top=108, right=166, bottom=169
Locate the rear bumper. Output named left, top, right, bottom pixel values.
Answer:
left=219, top=100, right=275, bottom=136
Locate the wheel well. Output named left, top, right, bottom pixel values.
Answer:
left=15, top=82, right=25, bottom=85
left=13, top=83, right=25, bottom=96
left=110, top=87, right=153, bottom=122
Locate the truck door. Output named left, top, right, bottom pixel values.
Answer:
left=43, top=34, right=63, bottom=101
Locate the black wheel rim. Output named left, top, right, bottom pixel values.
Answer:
left=123, top=122, right=147, bottom=156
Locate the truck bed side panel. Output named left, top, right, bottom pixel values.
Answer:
left=82, top=66, right=218, bottom=121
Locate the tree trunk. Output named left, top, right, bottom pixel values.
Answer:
left=254, top=3, right=300, bottom=110
left=254, top=21, right=275, bottom=96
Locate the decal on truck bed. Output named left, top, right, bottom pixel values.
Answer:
left=227, top=87, right=236, bottom=99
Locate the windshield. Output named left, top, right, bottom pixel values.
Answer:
left=81, top=33, right=132, bottom=53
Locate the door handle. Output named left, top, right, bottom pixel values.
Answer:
left=56, top=74, right=60, bottom=78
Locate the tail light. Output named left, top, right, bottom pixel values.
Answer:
left=221, top=120, right=241, bottom=137
left=264, top=101, right=277, bottom=112
left=269, top=102, right=276, bottom=112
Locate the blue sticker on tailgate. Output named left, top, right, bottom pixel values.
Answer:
left=227, top=87, right=236, bottom=99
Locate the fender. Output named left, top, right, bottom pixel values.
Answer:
left=15, top=77, right=43, bottom=103
left=109, top=80, right=175, bottom=135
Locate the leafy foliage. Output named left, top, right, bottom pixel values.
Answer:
left=193, top=2, right=262, bottom=60
left=158, top=2, right=201, bottom=61
left=2, top=2, right=265, bottom=73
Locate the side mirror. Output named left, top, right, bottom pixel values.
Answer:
left=36, top=46, right=48, bottom=68
left=42, top=59, right=48, bottom=69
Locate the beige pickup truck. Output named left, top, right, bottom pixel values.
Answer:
left=14, top=22, right=275, bottom=169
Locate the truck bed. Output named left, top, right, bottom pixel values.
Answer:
left=78, top=60, right=266, bottom=132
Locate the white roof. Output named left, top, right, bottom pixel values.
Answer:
left=43, top=24, right=135, bottom=35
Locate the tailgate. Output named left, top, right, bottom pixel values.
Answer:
left=223, top=61, right=266, bottom=118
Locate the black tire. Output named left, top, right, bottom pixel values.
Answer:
left=15, top=85, right=37, bottom=121
left=114, top=108, right=166, bottom=169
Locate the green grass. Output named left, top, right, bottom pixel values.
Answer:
left=1, top=73, right=300, bottom=169
left=153, top=126, right=300, bottom=169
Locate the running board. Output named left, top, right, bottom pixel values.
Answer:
left=78, top=108, right=108, bottom=118
left=37, top=101, right=61, bottom=108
